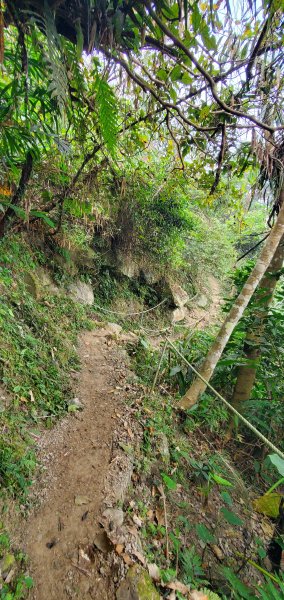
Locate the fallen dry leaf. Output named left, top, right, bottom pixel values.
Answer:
left=132, top=514, right=143, bottom=528
left=115, top=544, right=124, bottom=555
left=122, top=553, right=133, bottom=566
left=210, top=544, right=224, bottom=560
left=190, top=591, right=209, bottom=600
left=166, top=581, right=190, bottom=594
left=148, top=563, right=160, bottom=582
left=74, top=495, right=90, bottom=506
left=155, top=506, right=165, bottom=526
left=132, top=549, right=145, bottom=565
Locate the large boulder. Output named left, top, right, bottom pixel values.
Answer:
left=116, top=565, right=160, bottom=600
left=68, top=281, right=94, bottom=305
left=23, top=269, right=60, bottom=298
left=168, top=282, right=189, bottom=307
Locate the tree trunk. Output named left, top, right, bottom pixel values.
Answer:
left=0, top=151, right=33, bottom=238
left=231, top=235, right=284, bottom=413
left=178, top=186, right=284, bottom=410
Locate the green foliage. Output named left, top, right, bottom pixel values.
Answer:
left=94, top=75, right=118, bottom=155
left=0, top=236, right=90, bottom=496
left=0, top=530, right=33, bottom=599
left=180, top=546, right=208, bottom=587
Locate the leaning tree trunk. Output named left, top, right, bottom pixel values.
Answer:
left=230, top=234, right=284, bottom=414
left=178, top=186, right=284, bottom=410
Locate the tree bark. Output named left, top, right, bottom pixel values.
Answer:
left=231, top=235, right=284, bottom=413
left=0, top=151, right=33, bottom=238
left=178, top=186, right=284, bottom=410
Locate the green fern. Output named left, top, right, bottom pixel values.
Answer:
left=43, top=1, right=69, bottom=114
left=95, top=75, right=118, bottom=156
left=27, top=3, right=69, bottom=114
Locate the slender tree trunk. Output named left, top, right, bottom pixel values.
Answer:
left=178, top=186, right=284, bottom=410
left=0, top=152, right=33, bottom=238
left=231, top=235, right=284, bottom=413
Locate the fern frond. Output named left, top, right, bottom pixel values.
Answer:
left=95, top=76, right=118, bottom=156
left=43, top=1, right=69, bottom=115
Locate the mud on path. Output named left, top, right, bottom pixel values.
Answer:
left=19, top=328, right=131, bottom=600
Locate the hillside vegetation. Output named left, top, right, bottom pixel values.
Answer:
left=0, top=1, right=284, bottom=599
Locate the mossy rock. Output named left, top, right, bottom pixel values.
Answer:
left=23, top=272, right=40, bottom=299
left=116, top=565, right=160, bottom=600
left=0, top=553, right=15, bottom=577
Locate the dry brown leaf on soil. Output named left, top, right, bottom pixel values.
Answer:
left=210, top=544, right=224, bottom=560
left=166, top=580, right=190, bottom=594
left=115, top=544, right=124, bottom=555
left=148, top=563, right=160, bottom=582
left=155, top=506, right=165, bottom=526
left=122, top=553, right=134, bottom=566
left=74, top=495, right=90, bottom=506
left=127, top=525, right=139, bottom=537
left=190, top=591, right=209, bottom=600
left=132, top=549, right=146, bottom=565
left=132, top=514, right=143, bottom=528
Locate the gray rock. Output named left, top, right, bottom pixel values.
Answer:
left=168, top=282, right=189, bottom=308
left=67, top=397, right=84, bottom=410
left=105, top=323, right=122, bottom=337
left=93, top=531, right=112, bottom=554
left=116, top=565, right=160, bottom=600
left=102, top=508, right=124, bottom=528
left=68, top=281, right=94, bottom=305
left=171, top=307, right=187, bottom=323
left=140, top=267, right=161, bottom=285
left=156, top=432, right=170, bottom=462
left=196, top=294, right=208, bottom=308
left=120, top=331, right=139, bottom=344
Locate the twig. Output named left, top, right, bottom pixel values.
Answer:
left=93, top=297, right=168, bottom=317
left=71, top=562, right=91, bottom=577
left=158, top=484, right=170, bottom=566
left=151, top=340, right=168, bottom=393
left=236, top=232, right=270, bottom=262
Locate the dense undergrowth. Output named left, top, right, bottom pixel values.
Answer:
left=0, top=236, right=92, bottom=499
left=127, top=341, right=284, bottom=599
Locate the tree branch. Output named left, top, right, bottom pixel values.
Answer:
left=209, top=123, right=226, bottom=195
left=144, top=1, right=283, bottom=134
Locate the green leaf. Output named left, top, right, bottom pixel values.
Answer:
left=211, top=473, right=232, bottom=487
left=220, top=507, right=243, bottom=526
left=191, top=3, right=202, bottom=32
left=268, top=454, right=284, bottom=476
left=24, top=576, right=34, bottom=589
left=222, top=567, right=255, bottom=600
left=29, top=210, right=56, bottom=228
left=169, top=365, right=182, bottom=376
left=196, top=523, right=216, bottom=544
left=161, top=473, right=177, bottom=491
left=156, top=68, right=168, bottom=81
left=170, top=65, right=183, bottom=82
left=220, top=491, right=233, bottom=506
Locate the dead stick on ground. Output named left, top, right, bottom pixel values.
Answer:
left=71, top=562, right=91, bottom=577
left=151, top=340, right=168, bottom=394
left=158, top=484, right=169, bottom=565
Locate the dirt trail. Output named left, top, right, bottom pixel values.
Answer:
left=21, top=329, right=127, bottom=600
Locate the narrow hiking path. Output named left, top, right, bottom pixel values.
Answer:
left=13, top=283, right=224, bottom=599
left=19, top=328, right=130, bottom=600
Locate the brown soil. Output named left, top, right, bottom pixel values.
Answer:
left=19, top=329, right=129, bottom=600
